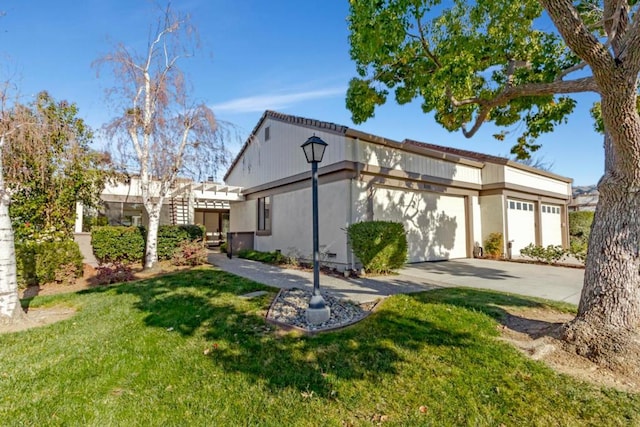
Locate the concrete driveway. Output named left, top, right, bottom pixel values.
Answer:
left=210, top=253, right=584, bottom=305
left=397, top=258, right=584, bottom=305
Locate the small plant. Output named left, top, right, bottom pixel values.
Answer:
left=92, top=263, right=135, bottom=285
left=483, top=233, right=503, bottom=258
left=520, top=244, right=568, bottom=264
left=219, top=242, right=227, bottom=253
left=171, top=240, right=208, bottom=266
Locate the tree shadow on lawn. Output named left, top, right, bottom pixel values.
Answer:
left=406, top=287, right=576, bottom=338
left=106, top=269, right=493, bottom=396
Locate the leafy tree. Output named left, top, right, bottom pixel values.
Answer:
left=0, top=90, right=112, bottom=324
left=97, top=4, right=230, bottom=270
left=6, top=92, right=112, bottom=240
left=347, top=1, right=640, bottom=363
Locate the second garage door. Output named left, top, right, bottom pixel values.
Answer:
left=372, top=187, right=467, bottom=262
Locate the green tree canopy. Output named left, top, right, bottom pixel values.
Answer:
left=3, top=91, right=113, bottom=239
left=347, top=0, right=591, bottom=158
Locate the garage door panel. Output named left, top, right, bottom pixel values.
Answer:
left=541, top=204, right=562, bottom=247
left=372, top=187, right=467, bottom=262
left=507, top=199, right=536, bottom=256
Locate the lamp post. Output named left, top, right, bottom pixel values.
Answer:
left=301, top=135, right=331, bottom=324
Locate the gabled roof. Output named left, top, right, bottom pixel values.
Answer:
left=223, top=110, right=572, bottom=184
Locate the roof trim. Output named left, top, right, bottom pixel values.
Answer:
left=223, top=110, right=572, bottom=184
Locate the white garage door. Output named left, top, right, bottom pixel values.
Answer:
left=541, top=204, right=563, bottom=247
left=507, top=199, right=536, bottom=256
left=372, top=187, right=467, bottom=262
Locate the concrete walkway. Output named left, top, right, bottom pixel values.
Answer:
left=209, top=253, right=584, bottom=305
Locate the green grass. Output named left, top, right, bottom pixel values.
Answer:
left=1, top=268, right=638, bottom=426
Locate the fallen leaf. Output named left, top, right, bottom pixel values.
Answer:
left=419, top=405, right=428, bottom=413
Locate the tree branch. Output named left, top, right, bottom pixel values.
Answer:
left=540, top=0, right=614, bottom=72
left=455, top=76, right=598, bottom=137
left=556, top=61, right=590, bottom=81
left=621, top=8, right=640, bottom=75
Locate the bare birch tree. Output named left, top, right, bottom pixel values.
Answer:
left=97, top=5, right=228, bottom=270
left=0, top=88, right=23, bottom=324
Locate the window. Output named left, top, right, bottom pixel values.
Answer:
left=516, top=202, right=522, bottom=210
left=258, top=197, right=271, bottom=234
left=264, top=126, right=270, bottom=141
left=528, top=203, right=534, bottom=211
left=509, top=201, right=515, bottom=209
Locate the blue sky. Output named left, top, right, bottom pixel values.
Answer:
left=2, top=0, right=603, bottom=186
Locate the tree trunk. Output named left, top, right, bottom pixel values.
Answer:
left=563, top=77, right=640, bottom=364
left=144, top=205, right=161, bottom=270
left=0, top=169, right=24, bottom=324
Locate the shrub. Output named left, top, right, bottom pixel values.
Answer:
left=569, top=211, right=594, bottom=260
left=171, top=240, right=208, bottom=266
left=520, top=244, right=567, bottom=264
left=15, top=239, right=83, bottom=286
left=347, top=221, right=407, bottom=274
left=91, top=226, right=145, bottom=264
left=92, top=263, right=135, bottom=286
left=237, top=249, right=286, bottom=264
left=157, top=225, right=205, bottom=260
left=483, top=233, right=503, bottom=258
left=219, top=242, right=227, bottom=253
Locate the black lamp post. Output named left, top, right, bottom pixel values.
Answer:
left=301, top=135, right=330, bottom=324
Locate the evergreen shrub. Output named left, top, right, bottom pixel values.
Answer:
left=347, top=221, right=407, bottom=274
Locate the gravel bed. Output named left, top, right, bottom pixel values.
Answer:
left=266, top=288, right=376, bottom=332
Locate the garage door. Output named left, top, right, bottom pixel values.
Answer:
left=541, top=204, right=562, bottom=247
left=507, top=199, right=536, bottom=256
left=372, top=187, right=467, bottom=262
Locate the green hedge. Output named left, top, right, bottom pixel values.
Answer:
left=347, top=221, right=407, bottom=274
left=91, top=225, right=205, bottom=264
left=91, top=226, right=145, bottom=263
left=16, top=239, right=83, bottom=287
left=157, top=225, right=204, bottom=260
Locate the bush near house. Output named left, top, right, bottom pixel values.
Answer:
left=569, top=211, right=594, bottom=258
left=237, top=249, right=286, bottom=264
left=91, top=225, right=205, bottom=264
left=483, top=232, right=503, bottom=258
left=520, top=244, right=567, bottom=264
left=15, top=240, right=83, bottom=287
left=91, top=226, right=146, bottom=264
left=157, top=225, right=205, bottom=260
left=347, top=221, right=407, bottom=274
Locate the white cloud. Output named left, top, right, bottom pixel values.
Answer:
left=211, top=87, right=346, bottom=114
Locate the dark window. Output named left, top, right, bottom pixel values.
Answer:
left=509, top=201, right=515, bottom=209
left=265, top=126, right=270, bottom=141
left=528, top=204, right=533, bottom=211
left=516, top=202, right=522, bottom=210
left=258, top=197, right=271, bottom=233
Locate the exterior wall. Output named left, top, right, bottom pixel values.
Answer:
left=347, top=139, right=482, bottom=186
left=225, top=118, right=349, bottom=188
left=504, top=166, right=571, bottom=195
left=230, top=199, right=257, bottom=232
left=479, top=194, right=506, bottom=252
left=254, top=180, right=351, bottom=267
left=371, top=186, right=468, bottom=262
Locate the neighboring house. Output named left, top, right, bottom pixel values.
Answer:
left=224, top=111, right=572, bottom=271
left=569, top=185, right=598, bottom=211
left=74, top=176, right=243, bottom=246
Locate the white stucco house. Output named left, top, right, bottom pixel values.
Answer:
left=223, top=111, right=572, bottom=271
left=74, top=177, right=243, bottom=247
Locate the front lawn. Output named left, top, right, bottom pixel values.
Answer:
left=1, top=268, right=638, bottom=425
